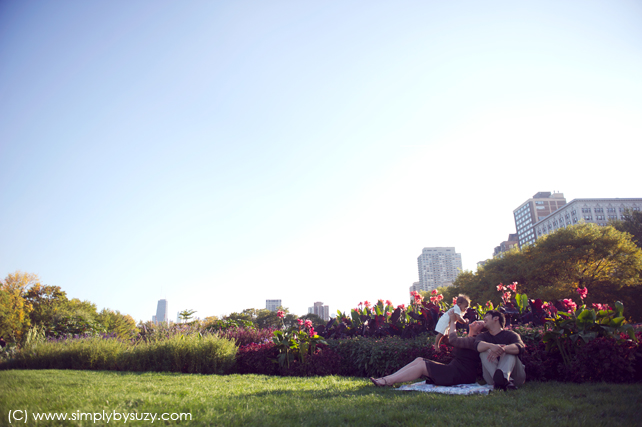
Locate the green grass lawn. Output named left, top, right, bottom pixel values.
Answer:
left=1, top=370, right=641, bottom=427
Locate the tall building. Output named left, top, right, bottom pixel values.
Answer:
left=533, top=198, right=642, bottom=239
left=493, top=234, right=519, bottom=257
left=266, top=299, right=282, bottom=312
left=513, top=192, right=566, bottom=248
left=154, top=299, right=168, bottom=325
left=308, top=302, right=330, bottom=321
left=414, top=247, right=462, bottom=292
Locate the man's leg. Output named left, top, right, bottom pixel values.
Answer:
left=495, top=353, right=525, bottom=388
left=479, top=350, right=498, bottom=384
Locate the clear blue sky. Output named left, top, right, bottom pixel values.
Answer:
left=2, top=1, right=641, bottom=322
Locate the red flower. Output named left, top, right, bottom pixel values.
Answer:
left=364, top=300, right=371, bottom=308
left=430, top=296, right=437, bottom=303
left=277, top=310, right=285, bottom=319
left=309, top=327, right=315, bottom=337
left=297, top=319, right=304, bottom=326
left=503, top=291, right=511, bottom=300
left=397, top=304, right=405, bottom=310
left=576, top=287, right=588, bottom=300
left=304, top=319, right=313, bottom=328
left=385, top=300, right=392, bottom=306
left=496, top=284, right=505, bottom=291
left=431, top=289, right=438, bottom=295
left=437, top=294, right=444, bottom=301
left=486, top=301, right=491, bottom=307
left=508, top=282, right=517, bottom=292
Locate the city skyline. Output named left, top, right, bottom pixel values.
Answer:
left=2, top=2, right=641, bottom=322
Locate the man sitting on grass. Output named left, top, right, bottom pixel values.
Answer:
left=474, top=310, right=525, bottom=390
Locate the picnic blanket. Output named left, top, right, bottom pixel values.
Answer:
left=397, top=382, right=493, bottom=395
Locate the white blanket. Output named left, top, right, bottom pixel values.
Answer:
left=397, top=382, right=493, bottom=395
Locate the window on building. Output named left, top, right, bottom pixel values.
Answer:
left=595, top=208, right=604, bottom=213
left=584, top=215, right=593, bottom=220
left=582, top=208, right=591, bottom=213
left=607, top=207, right=616, bottom=213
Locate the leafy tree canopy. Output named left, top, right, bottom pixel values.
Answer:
left=449, top=223, right=642, bottom=321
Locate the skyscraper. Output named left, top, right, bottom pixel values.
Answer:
left=513, top=192, right=566, bottom=248
left=414, top=247, right=462, bottom=292
left=155, top=299, right=168, bottom=325
left=266, top=299, right=282, bottom=312
left=308, top=301, right=330, bottom=321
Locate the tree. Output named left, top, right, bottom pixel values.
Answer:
left=0, top=271, right=37, bottom=341
left=96, top=309, right=138, bottom=339
left=24, top=284, right=69, bottom=327
left=450, top=223, right=642, bottom=320
left=224, top=307, right=290, bottom=329
left=612, top=210, right=642, bottom=249
left=178, top=309, right=197, bottom=323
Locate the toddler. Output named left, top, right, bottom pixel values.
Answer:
left=433, top=295, right=470, bottom=351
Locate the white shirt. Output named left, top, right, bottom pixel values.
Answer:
left=434, top=304, right=462, bottom=335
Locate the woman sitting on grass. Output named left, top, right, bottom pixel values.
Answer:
left=370, top=312, right=484, bottom=387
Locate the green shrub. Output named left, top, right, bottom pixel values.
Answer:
left=4, top=332, right=237, bottom=374
left=11, top=336, right=125, bottom=370
left=120, top=333, right=237, bottom=374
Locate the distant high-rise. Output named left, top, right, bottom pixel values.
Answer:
left=308, top=302, right=330, bottom=321
left=266, top=299, right=282, bottom=312
left=414, top=247, right=462, bottom=292
left=513, top=192, right=566, bottom=248
left=155, top=299, right=168, bottom=325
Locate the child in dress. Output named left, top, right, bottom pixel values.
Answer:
left=433, top=295, right=470, bottom=351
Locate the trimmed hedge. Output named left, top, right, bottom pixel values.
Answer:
left=235, top=332, right=642, bottom=383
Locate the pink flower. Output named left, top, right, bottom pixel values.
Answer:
left=496, top=284, right=505, bottom=291
left=385, top=300, right=392, bottom=306
left=562, top=299, right=577, bottom=312
left=508, top=282, right=517, bottom=292
left=431, top=289, right=438, bottom=295
left=364, top=300, right=371, bottom=308
left=309, top=327, right=315, bottom=337
left=486, top=301, right=491, bottom=307
left=304, top=320, right=313, bottom=328
left=430, top=296, right=437, bottom=303
left=576, top=287, right=588, bottom=300
left=297, top=319, right=304, bottom=326
left=386, top=312, right=392, bottom=316
left=277, top=310, right=285, bottom=319
left=437, top=294, right=443, bottom=301
left=397, top=304, right=405, bottom=310
left=503, top=291, right=512, bottom=300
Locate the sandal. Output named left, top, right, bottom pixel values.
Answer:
left=370, top=377, right=388, bottom=387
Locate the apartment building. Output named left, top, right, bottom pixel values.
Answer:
left=414, top=247, right=462, bottom=292
left=533, top=198, right=642, bottom=238
left=513, top=192, right=566, bottom=248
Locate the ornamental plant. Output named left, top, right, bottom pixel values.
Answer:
left=271, top=310, right=327, bottom=368
left=542, top=287, right=636, bottom=366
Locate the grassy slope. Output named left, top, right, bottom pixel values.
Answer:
left=1, top=370, right=641, bottom=427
